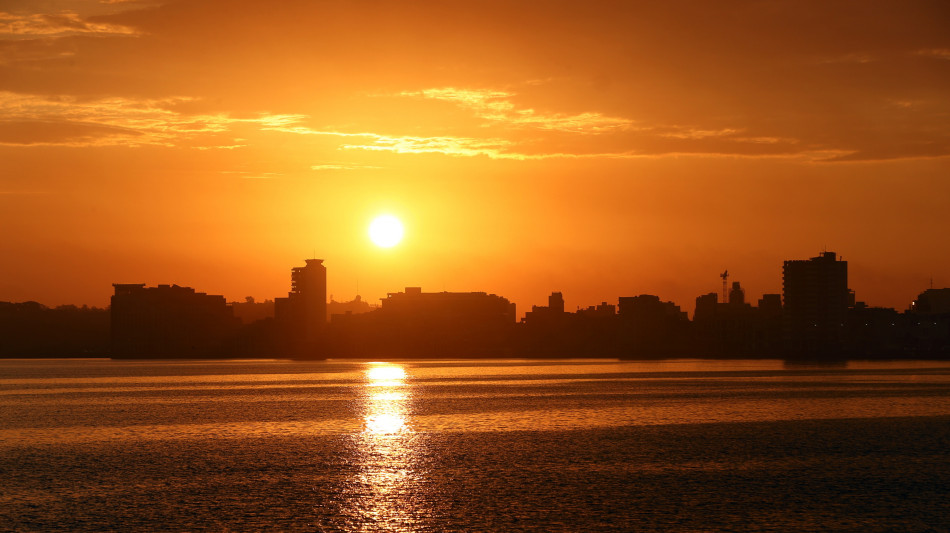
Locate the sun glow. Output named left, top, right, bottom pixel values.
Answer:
left=368, top=215, right=404, bottom=248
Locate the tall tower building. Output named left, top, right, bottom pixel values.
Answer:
left=782, top=251, right=849, bottom=354
left=275, top=259, right=327, bottom=346
left=292, top=259, right=327, bottom=340
left=548, top=292, right=565, bottom=314
left=728, top=281, right=745, bottom=306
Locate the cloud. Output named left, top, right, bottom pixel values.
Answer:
left=819, top=53, right=874, bottom=64
left=915, top=48, right=950, bottom=61
left=0, top=92, right=290, bottom=148
left=817, top=144, right=950, bottom=163
left=1, top=1, right=945, bottom=163
left=0, top=12, right=139, bottom=38
left=399, top=87, right=634, bottom=134
left=387, top=87, right=831, bottom=159
left=262, top=111, right=830, bottom=162
left=0, top=119, right=140, bottom=146
left=341, top=134, right=518, bottom=159
left=658, top=127, right=742, bottom=140
left=265, top=119, right=621, bottom=160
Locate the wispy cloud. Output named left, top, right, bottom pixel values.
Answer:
left=341, top=133, right=519, bottom=159
left=658, top=127, right=742, bottom=140
left=819, top=52, right=874, bottom=64
left=0, top=91, right=869, bottom=162
left=0, top=12, right=139, bottom=38
left=0, top=92, right=292, bottom=148
left=399, top=87, right=635, bottom=134
left=394, top=88, right=814, bottom=156
left=266, top=116, right=825, bottom=161
left=265, top=119, right=626, bottom=160
left=915, top=48, right=950, bottom=61
left=732, top=136, right=790, bottom=145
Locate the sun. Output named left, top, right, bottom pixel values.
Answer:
left=368, top=214, right=404, bottom=248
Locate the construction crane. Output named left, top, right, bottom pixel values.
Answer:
left=720, top=270, right=729, bottom=303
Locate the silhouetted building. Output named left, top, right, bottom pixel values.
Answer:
left=275, top=259, right=327, bottom=354
left=578, top=301, right=617, bottom=318
left=522, top=292, right=567, bottom=326
left=757, top=294, right=782, bottom=319
left=618, top=295, right=685, bottom=321
left=520, top=292, right=595, bottom=357
left=111, top=284, right=238, bottom=358
left=693, top=277, right=785, bottom=357
left=337, top=287, right=516, bottom=357
left=229, top=296, right=275, bottom=324
left=729, top=281, right=745, bottom=306
left=328, top=294, right=374, bottom=321
left=548, top=291, right=565, bottom=314
left=380, top=287, right=516, bottom=323
left=617, top=294, right=689, bottom=357
left=909, top=288, right=950, bottom=315
left=694, top=292, right=719, bottom=323
left=905, top=288, right=950, bottom=356
left=846, top=302, right=903, bottom=357
left=782, top=251, right=849, bottom=355
left=756, top=293, right=784, bottom=354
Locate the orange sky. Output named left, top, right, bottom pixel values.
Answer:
left=1, top=0, right=949, bottom=315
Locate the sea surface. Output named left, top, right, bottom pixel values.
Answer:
left=1, top=358, right=949, bottom=531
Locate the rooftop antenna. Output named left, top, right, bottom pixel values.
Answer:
left=720, top=270, right=729, bottom=303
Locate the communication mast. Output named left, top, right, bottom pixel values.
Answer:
left=720, top=270, right=729, bottom=303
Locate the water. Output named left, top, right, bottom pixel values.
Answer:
left=2, top=358, right=949, bottom=531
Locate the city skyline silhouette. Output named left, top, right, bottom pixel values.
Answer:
left=4, top=250, right=948, bottom=359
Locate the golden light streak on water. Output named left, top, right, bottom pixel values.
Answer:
left=344, top=363, right=423, bottom=530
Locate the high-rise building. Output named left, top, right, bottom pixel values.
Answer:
left=728, top=281, right=745, bottom=306
left=782, top=251, right=849, bottom=353
left=275, top=259, right=327, bottom=345
left=909, top=288, right=950, bottom=315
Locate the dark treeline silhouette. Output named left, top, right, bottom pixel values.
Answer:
left=0, top=301, right=109, bottom=357
left=3, top=252, right=949, bottom=360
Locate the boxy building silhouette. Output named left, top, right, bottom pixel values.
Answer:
left=111, top=284, right=238, bottom=358
left=329, top=287, right=516, bottom=357
left=782, top=252, right=850, bottom=355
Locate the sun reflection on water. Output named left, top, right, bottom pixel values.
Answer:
left=342, top=363, right=425, bottom=530
left=366, top=365, right=408, bottom=385
left=364, top=364, right=410, bottom=436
